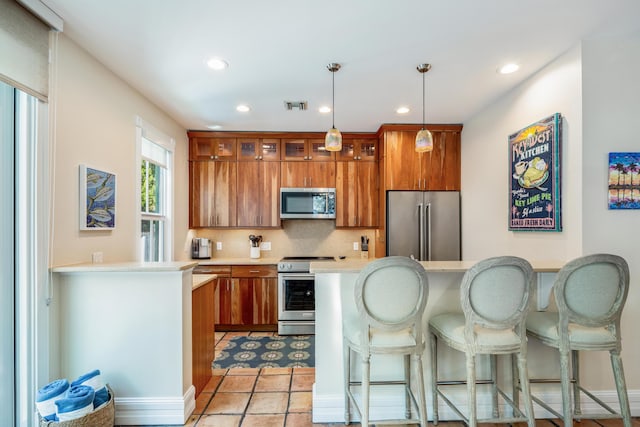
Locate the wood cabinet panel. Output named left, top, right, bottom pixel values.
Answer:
left=189, top=161, right=237, bottom=227
left=281, top=161, right=335, bottom=188
left=237, top=161, right=280, bottom=227
left=192, top=278, right=215, bottom=396
left=214, top=265, right=277, bottom=330
left=383, top=127, right=461, bottom=191
left=336, top=161, right=378, bottom=227
left=281, top=138, right=335, bottom=161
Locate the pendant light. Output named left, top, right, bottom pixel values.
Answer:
left=325, top=63, right=342, bottom=151
left=415, top=63, right=433, bottom=153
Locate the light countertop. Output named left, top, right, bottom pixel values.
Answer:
left=195, top=257, right=280, bottom=265
left=310, top=258, right=565, bottom=273
left=192, top=274, right=217, bottom=290
left=51, top=261, right=199, bottom=273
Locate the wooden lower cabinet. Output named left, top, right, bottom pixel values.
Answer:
left=192, top=277, right=215, bottom=397
left=213, top=265, right=277, bottom=331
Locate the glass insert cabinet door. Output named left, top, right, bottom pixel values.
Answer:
left=337, top=139, right=376, bottom=161
left=237, top=138, right=280, bottom=161
left=191, top=137, right=236, bottom=160
left=282, top=139, right=334, bottom=161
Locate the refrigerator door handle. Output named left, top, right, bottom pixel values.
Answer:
left=425, top=203, right=432, bottom=261
left=418, top=203, right=425, bottom=260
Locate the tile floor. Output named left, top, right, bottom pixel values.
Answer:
left=121, top=331, right=640, bottom=427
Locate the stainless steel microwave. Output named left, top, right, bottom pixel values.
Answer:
left=280, top=188, right=336, bottom=219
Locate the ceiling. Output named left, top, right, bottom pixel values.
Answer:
left=42, top=0, right=640, bottom=133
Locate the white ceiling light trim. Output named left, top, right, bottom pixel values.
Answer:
left=206, top=58, right=229, bottom=71
left=396, top=106, right=410, bottom=114
left=236, top=105, right=250, bottom=112
left=498, top=63, right=519, bottom=74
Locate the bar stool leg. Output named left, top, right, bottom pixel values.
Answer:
left=610, top=350, right=632, bottom=427
left=490, top=354, right=499, bottom=418
left=430, top=333, right=439, bottom=425
left=466, top=352, right=477, bottom=427
left=414, top=353, right=428, bottom=426
left=362, top=354, right=370, bottom=426
left=559, top=348, right=573, bottom=427
left=572, top=350, right=582, bottom=419
left=343, top=345, right=351, bottom=425
left=517, top=353, right=535, bottom=427
left=404, top=354, right=411, bottom=419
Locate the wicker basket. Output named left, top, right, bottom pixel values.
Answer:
left=39, top=385, right=114, bottom=427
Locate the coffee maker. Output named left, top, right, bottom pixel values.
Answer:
left=191, top=238, right=211, bottom=259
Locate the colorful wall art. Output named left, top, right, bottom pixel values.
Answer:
left=509, top=113, right=562, bottom=231
left=608, top=152, right=640, bottom=209
left=79, top=165, right=116, bottom=230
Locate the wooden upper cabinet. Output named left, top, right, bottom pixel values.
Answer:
left=281, top=161, right=335, bottom=188
left=281, top=138, right=335, bottom=161
left=189, top=137, right=236, bottom=161
left=237, top=138, right=280, bottom=161
left=189, top=161, right=237, bottom=227
left=336, top=161, right=378, bottom=227
left=383, top=127, right=461, bottom=191
left=336, top=139, right=377, bottom=161
left=237, top=161, right=280, bottom=227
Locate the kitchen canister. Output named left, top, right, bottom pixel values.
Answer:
left=250, top=247, right=261, bottom=259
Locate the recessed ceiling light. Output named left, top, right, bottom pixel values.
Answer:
left=207, top=124, right=222, bottom=130
left=319, top=106, right=331, bottom=114
left=236, top=104, right=250, bottom=112
left=396, top=106, right=410, bottom=114
left=498, top=63, right=519, bottom=74
left=206, top=58, right=229, bottom=71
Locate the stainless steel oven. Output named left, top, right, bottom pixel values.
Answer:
left=277, top=256, right=334, bottom=335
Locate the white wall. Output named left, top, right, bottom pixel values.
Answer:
left=461, top=33, right=640, bottom=393
left=461, top=44, right=583, bottom=262
left=51, top=34, right=189, bottom=265
left=581, top=31, right=640, bottom=389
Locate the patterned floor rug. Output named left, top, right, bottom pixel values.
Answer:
left=213, top=335, right=315, bottom=369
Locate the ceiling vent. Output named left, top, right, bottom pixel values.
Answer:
left=284, top=101, right=308, bottom=111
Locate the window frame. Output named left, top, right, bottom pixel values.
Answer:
left=136, top=117, right=175, bottom=262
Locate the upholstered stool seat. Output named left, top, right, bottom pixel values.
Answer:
left=525, top=253, right=631, bottom=427
left=343, top=256, right=429, bottom=426
left=429, top=256, right=536, bottom=427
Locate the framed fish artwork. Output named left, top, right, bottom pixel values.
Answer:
left=79, top=164, right=116, bottom=230
left=508, top=113, right=562, bottom=231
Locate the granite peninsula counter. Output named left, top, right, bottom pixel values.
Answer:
left=50, top=261, right=198, bottom=425
left=310, top=258, right=564, bottom=423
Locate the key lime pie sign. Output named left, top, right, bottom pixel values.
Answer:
left=79, top=165, right=116, bottom=230
left=509, top=113, right=562, bottom=232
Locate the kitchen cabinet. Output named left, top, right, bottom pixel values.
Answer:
left=336, top=160, right=378, bottom=227
left=192, top=276, right=215, bottom=396
left=189, top=161, right=237, bottom=227
left=233, top=265, right=278, bottom=326
left=336, top=139, right=377, bottom=161
left=237, top=138, right=280, bottom=227
left=237, top=137, right=280, bottom=161
left=206, top=265, right=277, bottom=330
left=281, top=161, right=336, bottom=188
left=189, top=136, right=236, bottom=161
left=382, top=126, right=461, bottom=191
left=281, top=138, right=335, bottom=161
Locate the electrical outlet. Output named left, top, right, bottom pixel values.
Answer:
left=260, top=241, right=271, bottom=251
left=353, top=242, right=359, bottom=251
left=91, top=252, right=103, bottom=263
left=216, top=242, right=222, bottom=250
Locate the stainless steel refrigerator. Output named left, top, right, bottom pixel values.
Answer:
left=386, top=191, right=461, bottom=261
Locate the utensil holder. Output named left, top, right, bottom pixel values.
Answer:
left=250, top=247, right=261, bottom=259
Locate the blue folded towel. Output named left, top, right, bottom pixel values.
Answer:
left=36, top=379, right=69, bottom=421
left=71, top=369, right=109, bottom=409
left=55, top=385, right=95, bottom=422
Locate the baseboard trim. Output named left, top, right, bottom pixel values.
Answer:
left=114, top=385, right=196, bottom=425
left=313, top=385, right=640, bottom=423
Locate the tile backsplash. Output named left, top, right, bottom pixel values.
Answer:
left=187, top=220, right=376, bottom=260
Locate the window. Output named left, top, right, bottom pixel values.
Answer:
left=137, top=119, right=174, bottom=262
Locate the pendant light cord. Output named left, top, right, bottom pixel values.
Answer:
left=332, top=70, right=336, bottom=128
left=422, top=70, right=425, bottom=130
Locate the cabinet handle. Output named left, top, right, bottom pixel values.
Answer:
left=210, top=155, right=214, bottom=160
left=250, top=270, right=260, bottom=273
left=259, top=155, right=263, bottom=160
left=308, top=156, right=312, bottom=160
left=255, top=155, right=259, bottom=160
